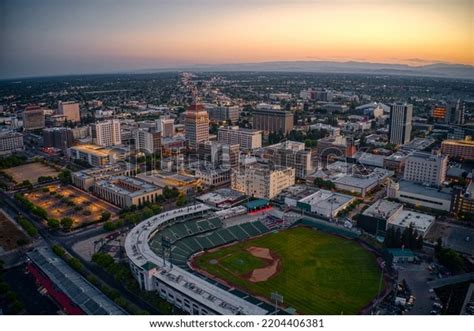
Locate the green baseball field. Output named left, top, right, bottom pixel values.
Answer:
left=193, top=226, right=382, bottom=315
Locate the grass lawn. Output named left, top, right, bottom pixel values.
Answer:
left=194, top=226, right=382, bottom=315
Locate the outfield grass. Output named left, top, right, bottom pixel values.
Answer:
left=194, top=226, right=382, bottom=315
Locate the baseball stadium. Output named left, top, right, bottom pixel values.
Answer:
left=124, top=203, right=384, bottom=315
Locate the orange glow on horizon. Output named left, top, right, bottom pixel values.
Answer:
left=93, top=2, right=473, bottom=66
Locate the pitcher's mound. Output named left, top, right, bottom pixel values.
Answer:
left=246, top=246, right=280, bottom=282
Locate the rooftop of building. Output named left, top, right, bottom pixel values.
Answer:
left=354, top=151, right=385, bottom=167
left=197, top=188, right=245, bottom=207
left=407, top=151, right=447, bottom=161
left=298, top=189, right=354, bottom=210
left=187, top=104, right=206, bottom=111
left=388, top=210, right=435, bottom=233
left=442, top=139, right=474, bottom=146
left=27, top=247, right=126, bottom=315
left=334, top=167, right=390, bottom=189
left=70, top=144, right=112, bottom=157
left=266, top=140, right=306, bottom=152
left=278, top=185, right=320, bottom=200
left=398, top=180, right=452, bottom=200
left=0, top=129, right=22, bottom=137
left=95, top=175, right=160, bottom=197
left=219, top=126, right=262, bottom=134
left=137, top=170, right=200, bottom=187
left=387, top=248, right=415, bottom=258
left=72, top=162, right=133, bottom=179
left=363, top=199, right=403, bottom=219
left=384, top=151, right=411, bottom=161
left=401, top=137, right=436, bottom=151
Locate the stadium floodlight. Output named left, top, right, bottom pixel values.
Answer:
left=271, top=292, right=283, bottom=315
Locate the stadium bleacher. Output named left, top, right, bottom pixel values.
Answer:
left=149, top=213, right=273, bottom=272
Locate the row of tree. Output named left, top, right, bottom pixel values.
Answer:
left=435, top=238, right=464, bottom=273
left=384, top=224, right=424, bottom=250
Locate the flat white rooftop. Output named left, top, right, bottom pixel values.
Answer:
left=388, top=210, right=435, bottom=233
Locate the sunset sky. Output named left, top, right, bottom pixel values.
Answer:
left=0, top=0, right=472, bottom=78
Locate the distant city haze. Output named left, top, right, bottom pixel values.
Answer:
left=0, top=0, right=472, bottom=78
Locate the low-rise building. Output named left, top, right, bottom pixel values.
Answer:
left=388, top=210, right=435, bottom=238
left=94, top=176, right=162, bottom=208
left=332, top=167, right=390, bottom=197
left=72, top=163, right=137, bottom=191
left=358, top=198, right=435, bottom=237
left=136, top=171, right=201, bottom=193
left=69, top=144, right=128, bottom=166
left=386, top=179, right=452, bottom=212
left=358, top=199, right=404, bottom=236
left=196, top=188, right=246, bottom=209
left=294, top=189, right=355, bottom=219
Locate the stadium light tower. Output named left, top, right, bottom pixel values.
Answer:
left=161, top=237, right=172, bottom=268
left=271, top=292, right=283, bottom=315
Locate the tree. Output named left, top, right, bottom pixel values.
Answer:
left=20, top=180, right=33, bottom=190
left=58, top=169, right=72, bottom=184
left=60, top=217, right=73, bottom=231
left=47, top=218, right=60, bottom=231
left=52, top=245, right=65, bottom=257
left=176, top=193, right=187, bottom=207
left=100, top=211, right=111, bottom=222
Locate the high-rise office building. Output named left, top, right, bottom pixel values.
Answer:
left=58, top=101, right=80, bottom=122
left=206, top=105, right=240, bottom=123
left=252, top=108, right=294, bottom=135
left=450, top=99, right=465, bottom=125
left=403, top=152, right=448, bottom=187
left=262, top=141, right=313, bottom=178
left=92, top=119, right=121, bottom=146
left=198, top=141, right=240, bottom=169
left=184, top=104, right=209, bottom=150
left=43, top=127, right=74, bottom=150
left=135, top=128, right=161, bottom=154
left=431, top=99, right=465, bottom=125
left=160, top=118, right=175, bottom=137
left=441, top=138, right=474, bottom=160
left=217, top=126, right=262, bottom=150
left=388, top=103, right=413, bottom=145
left=23, top=105, right=45, bottom=130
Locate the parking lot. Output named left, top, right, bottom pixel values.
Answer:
left=24, top=185, right=120, bottom=229
left=395, top=262, right=433, bottom=314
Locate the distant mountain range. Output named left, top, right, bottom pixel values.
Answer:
left=134, top=61, right=474, bottom=79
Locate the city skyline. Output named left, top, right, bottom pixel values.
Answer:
left=1, top=0, right=473, bottom=78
